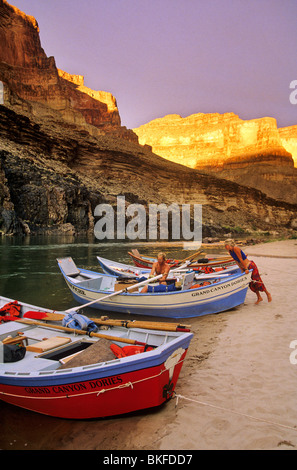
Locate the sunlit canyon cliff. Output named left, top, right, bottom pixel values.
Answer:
left=134, top=113, right=297, bottom=205
left=0, top=0, right=297, bottom=238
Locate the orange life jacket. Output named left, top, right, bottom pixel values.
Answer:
left=190, top=281, right=211, bottom=289
left=0, top=301, right=21, bottom=322
left=110, top=343, right=154, bottom=358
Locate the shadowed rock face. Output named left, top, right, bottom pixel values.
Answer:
left=133, top=113, right=297, bottom=205
left=0, top=1, right=296, bottom=238
left=1, top=105, right=297, bottom=237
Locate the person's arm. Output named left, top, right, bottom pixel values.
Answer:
left=233, top=246, right=247, bottom=271
left=149, top=262, right=157, bottom=278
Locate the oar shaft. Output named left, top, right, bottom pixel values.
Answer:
left=66, top=273, right=163, bottom=313
left=24, top=311, right=191, bottom=332
left=16, top=319, right=143, bottom=346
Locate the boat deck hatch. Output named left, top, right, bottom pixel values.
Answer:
left=40, top=341, right=93, bottom=361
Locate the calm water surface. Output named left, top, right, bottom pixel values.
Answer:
left=0, top=235, right=202, bottom=313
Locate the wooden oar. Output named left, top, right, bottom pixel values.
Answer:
left=16, top=318, right=149, bottom=346
left=65, top=263, right=192, bottom=314
left=172, top=250, right=203, bottom=266
left=23, top=311, right=191, bottom=332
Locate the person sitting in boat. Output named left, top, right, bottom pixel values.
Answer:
left=141, top=252, right=171, bottom=293
left=224, top=239, right=272, bottom=305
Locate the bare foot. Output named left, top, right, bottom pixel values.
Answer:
left=267, top=293, right=272, bottom=302
left=255, top=296, right=263, bottom=305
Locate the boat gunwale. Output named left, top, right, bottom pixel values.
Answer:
left=128, top=251, right=235, bottom=268
left=63, top=265, right=249, bottom=298
left=0, top=294, right=193, bottom=382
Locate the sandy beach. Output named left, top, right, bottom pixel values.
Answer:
left=1, top=239, right=297, bottom=451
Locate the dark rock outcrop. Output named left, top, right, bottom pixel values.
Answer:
left=0, top=1, right=296, bottom=239
left=1, top=105, right=297, bottom=238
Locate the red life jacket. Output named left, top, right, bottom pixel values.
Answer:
left=0, top=301, right=22, bottom=322
left=110, top=343, right=154, bottom=358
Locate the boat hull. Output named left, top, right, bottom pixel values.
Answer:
left=97, top=256, right=149, bottom=278
left=0, top=296, right=193, bottom=419
left=63, top=270, right=251, bottom=319
left=0, top=348, right=188, bottom=419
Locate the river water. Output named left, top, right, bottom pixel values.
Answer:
left=0, top=235, right=205, bottom=313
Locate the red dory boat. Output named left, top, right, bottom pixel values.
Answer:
left=128, top=250, right=236, bottom=274
left=0, top=296, right=193, bottom=419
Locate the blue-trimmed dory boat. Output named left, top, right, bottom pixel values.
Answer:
left=0, top=295, right=193, bottom=419
left=97, top=255, right=150, bottom=278
left=57, top=257, right=251, bottom=319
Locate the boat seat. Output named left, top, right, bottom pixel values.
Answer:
left=57, top=257, right=81, bottom=277
left=182, top=272, right=196, bottom=290
left=2, top=335, right=28, bottom=348
left=78, top=277, right=103, bottom=290
left=26, top=336, right=71, bottom=353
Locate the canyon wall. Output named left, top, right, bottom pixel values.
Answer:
left=1, top=104, right=297, bottom=238
left=0, top=1, right=296, bottom=238
left=134, top=113, right=297, bottom=204
left=279, top=125, right=297, bottom=166
left=0, top=0, right=135, bottom=140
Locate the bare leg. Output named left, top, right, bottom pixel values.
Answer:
left=255, top=291, right=263, bottom=304
left=265, top=289, right=272, bottom=302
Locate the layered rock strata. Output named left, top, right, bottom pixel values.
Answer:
left=0, top=1, right=297, bottom=237
left=279, top=125, right=297, bottom=166
left=134, top=113, right=297, bottom=204
left=1, top=105, right=297, bottom=237
left=0, top=0, right=134, bottom=140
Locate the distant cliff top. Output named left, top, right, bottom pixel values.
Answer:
left=134, top=112, right=294, bottom=167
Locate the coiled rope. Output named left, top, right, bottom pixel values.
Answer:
left=0, top=358, right=185, bottom=401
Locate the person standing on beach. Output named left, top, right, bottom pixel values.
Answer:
left=224, top=239, right=272, bottom=304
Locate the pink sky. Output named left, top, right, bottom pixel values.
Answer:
left=11, top=0, right=297, bottom=129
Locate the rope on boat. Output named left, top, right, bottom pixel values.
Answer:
left=174, top=393, right=297, bottom=433
left=96, top=381, right=134, bottom=395
left=0, top=358, right=185, bottom=401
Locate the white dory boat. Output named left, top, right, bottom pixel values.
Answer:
left=57, top=257, right=251, bottom=319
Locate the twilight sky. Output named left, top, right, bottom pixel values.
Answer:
left=12, top=0, right=297, bottom=129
